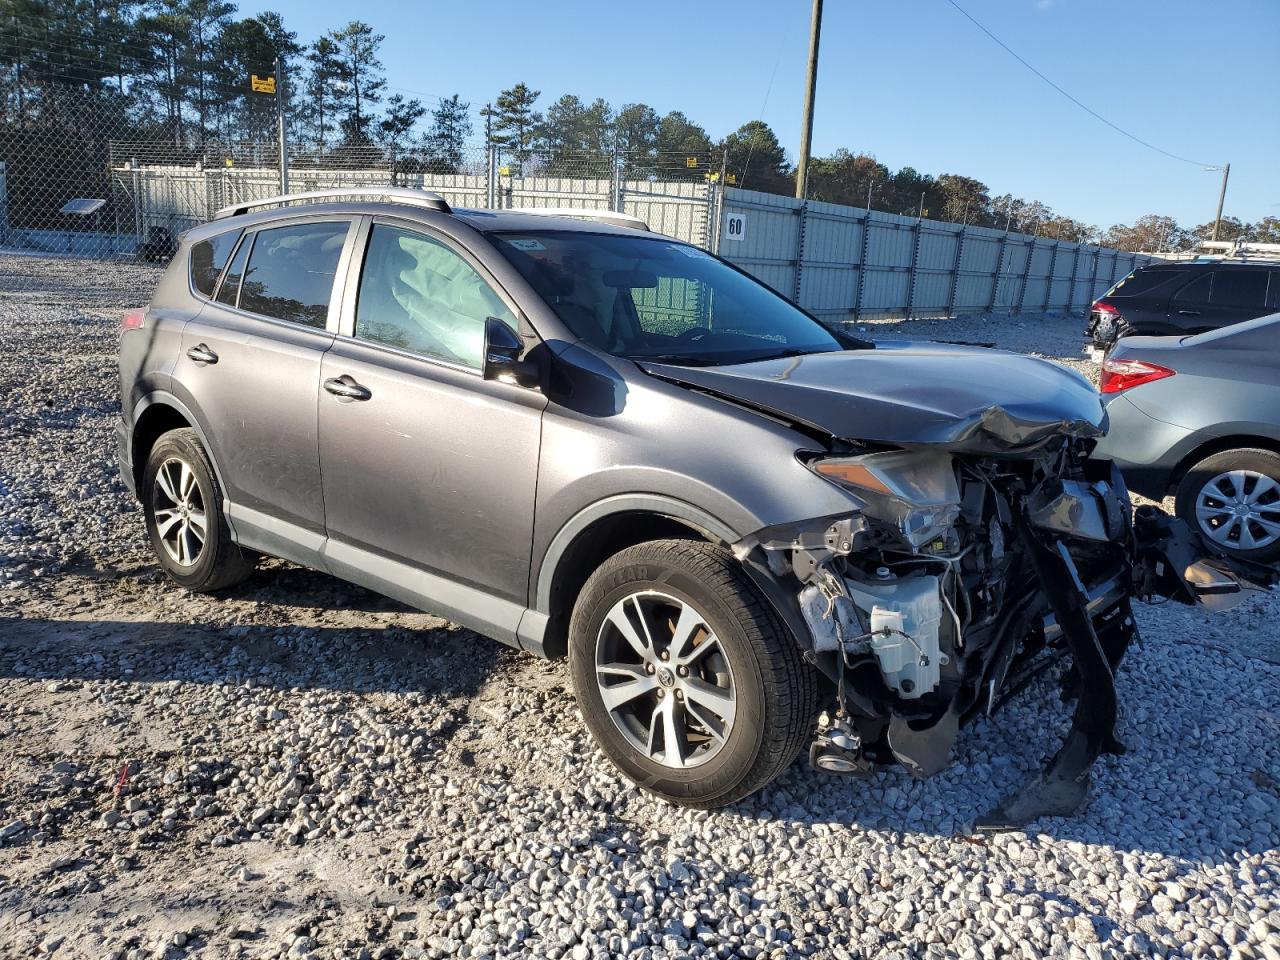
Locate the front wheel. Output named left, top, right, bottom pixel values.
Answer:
left=1175, top=448, right=1280, bottom=564
left=568, top=539, right=816, bottom=807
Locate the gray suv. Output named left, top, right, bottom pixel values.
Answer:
left=117, top=189, right=1255, bottom=823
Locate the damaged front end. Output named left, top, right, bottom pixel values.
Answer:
left=735, top=431, right=1272, bottom=830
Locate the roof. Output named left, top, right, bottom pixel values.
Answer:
left=188, top=191, right=662, bottom=244
left=452, top=207, right=656, bottom=237
left=1139, top=259, right=1279, bottom=271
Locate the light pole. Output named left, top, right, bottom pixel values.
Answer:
left=795, top=0, right=823, bottom=200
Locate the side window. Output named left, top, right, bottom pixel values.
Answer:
left=190, top=229, right=240, bottom=297
left=355, top=224, right=516, bottom=369
left=1108, top=269, right=1182, bottom=299
left=1269, top=272, right=1280, bottom=310
left=216, top=233, right=253, bottom=307
left=238, top=221, right=349, bottom=328
left=1210, top=270, right=1269, bottom=309
left=1172, top=272, right=1212, bottom=304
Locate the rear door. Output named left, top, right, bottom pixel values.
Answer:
left=316, top=217, right=546, bottom=642
left=1201, top=268, right=1273, bottom=329
left=178, top=216, right=358, bottom=561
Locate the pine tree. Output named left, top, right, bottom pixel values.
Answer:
left=614, top=103, right=660, bottom=176
left=182, top=0, right=236, bottom=144
left=302, top=36, right=341, bottom=153
left=719, top=120, right=790, bottom=194
left=483, top=82, right=542, bottom=167
left=655, top=112, right=712, bottom=160
left=327, top=20, right=386, bottom=147
left=379, top=93, right=425, bottom=182
left=424, top=95, right=473, bottom=173
left=252, top=11, right=303, bottom=140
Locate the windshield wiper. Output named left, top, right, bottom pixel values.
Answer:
left=631, top=354, right=723, bottom=367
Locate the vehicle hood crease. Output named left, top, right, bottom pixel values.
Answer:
left=639, top=341, right=1106, bottom=452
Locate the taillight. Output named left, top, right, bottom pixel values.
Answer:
left=1092, top=300, right=1120, bottom=318
left=121, top=309, right=145, bottom=332
left=1100, top=357, right=1175, bottom=394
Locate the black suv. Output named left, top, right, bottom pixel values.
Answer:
left=1086, top=260, right=1280, bottom=352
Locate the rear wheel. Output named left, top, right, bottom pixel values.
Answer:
left=568, top=539, right=816, bottom=807
left=142, top=428, right=254, bottom=591
left=1175, top=448, right=1280, bottom=563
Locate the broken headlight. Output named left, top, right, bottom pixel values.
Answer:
left=810, top=450, right=962, bottom=548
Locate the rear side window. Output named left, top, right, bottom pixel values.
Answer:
left=238, top=221, right=349, bottom=328
left=1172, top=273, right=1212, bottom=304
left=1210, top=270, right=1269, bottom=308
left=190, top=230, right=240, bottom=297
left=1107, top=268, right=1183, bottom=299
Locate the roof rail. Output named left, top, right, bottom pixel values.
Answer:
left=506, top=207, right=650, bottom=231
left=212, top=187, right=451, bottom=220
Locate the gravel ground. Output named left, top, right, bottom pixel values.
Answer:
left=1, top=254, right=1277, bottom=960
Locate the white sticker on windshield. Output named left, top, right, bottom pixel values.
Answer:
left=507, top=238, right=546, bottom=251
left=668, top=244, right=711, bottom=259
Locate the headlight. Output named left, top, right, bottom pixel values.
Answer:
left=810, top=450, right=961, bottom=548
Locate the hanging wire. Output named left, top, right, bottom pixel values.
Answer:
left=943, top=0, right=1219, bottom=169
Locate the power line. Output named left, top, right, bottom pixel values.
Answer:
left=943, top=0, right=1218, bottom=168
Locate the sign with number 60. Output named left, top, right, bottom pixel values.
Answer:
left=723, top=213, right=746, bottom=242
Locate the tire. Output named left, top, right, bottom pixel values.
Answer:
left=142, top=428, right=254, bottom=591
left=1175, top=448, right=1280, bottom=564
left=568, top=539, right=817, bottom=807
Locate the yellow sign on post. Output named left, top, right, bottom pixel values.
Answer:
left=685, top=157, right=698, bottom=168
left=250, top=74, right=276, bottom=95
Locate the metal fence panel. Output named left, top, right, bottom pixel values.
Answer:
left=718, top=187, right=1153, bottom=323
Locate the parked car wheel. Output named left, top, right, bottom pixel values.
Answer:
left=569, top=539, right=816, bottom=807
left=1175, top=448, right=1280, bottom=563
left=142, top=429, right=254, bottom=591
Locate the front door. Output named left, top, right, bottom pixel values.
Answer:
left=179, top=216, right=355, bottom=559
left=317, top=218, right=546, bottom=642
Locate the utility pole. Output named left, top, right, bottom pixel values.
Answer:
left=1211, top=162, right=1230, bottom=242
left=275, top=57, right=289, bottom=195
left=795, top=0, right=823, bottom=200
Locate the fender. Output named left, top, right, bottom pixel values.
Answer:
left=128, top=390, right=239, bottom=538
left=533, top=493, right=741, bottom=615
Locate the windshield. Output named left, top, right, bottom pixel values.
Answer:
left=491, top=230, right=853, bottom=365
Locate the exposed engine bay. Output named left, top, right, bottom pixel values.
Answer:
left=735, top=434, right=1274, bottom=831
left=642, top=343, right=1275, bottom=827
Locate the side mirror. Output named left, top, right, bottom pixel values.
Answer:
left=483, top=317, right=539, bottom=387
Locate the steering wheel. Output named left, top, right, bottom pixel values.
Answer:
left=675, top=327, right=713, bottom=343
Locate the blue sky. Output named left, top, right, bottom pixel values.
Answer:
left=243, top=0, right=1279, bottom=229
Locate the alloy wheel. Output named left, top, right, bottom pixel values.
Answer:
left=152, top=456, right=207, bottom=567
left=594, top=590, right=737, bottom=769
left=1195, top=469, right=1280, bottom=551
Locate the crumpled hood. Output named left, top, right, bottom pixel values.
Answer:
left=639, top=340, right=1106, bottom=453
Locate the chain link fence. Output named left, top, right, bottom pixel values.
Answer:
left=0, top=86, right=719, bottom=286
left=2, top=80, right=1149, bottom=322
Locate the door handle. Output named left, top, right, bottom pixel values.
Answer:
left=1177, top=309, right=1201, bottom=317
left=186, top=344, right=218, bottom=364
left=323, top=375, right=372, bottom=401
